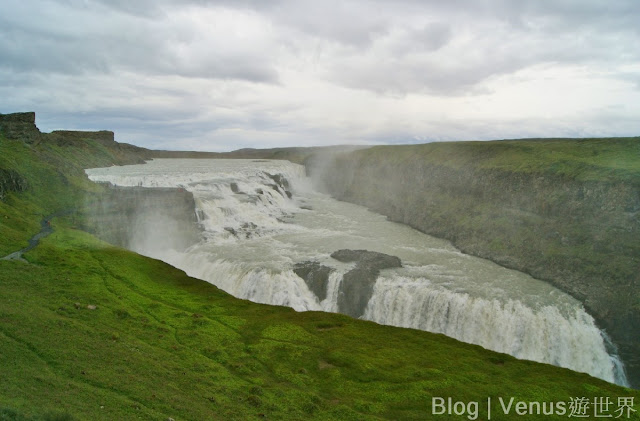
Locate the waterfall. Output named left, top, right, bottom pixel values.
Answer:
left=364, top=275, right=627, bottom=385
left=86, top=158, right=629, bottom=387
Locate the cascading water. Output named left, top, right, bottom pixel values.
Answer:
left=86, top=158, right=628, bottom=386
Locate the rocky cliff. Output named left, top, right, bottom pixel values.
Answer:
left=0, top=112, right=41, bottom=144
left=0, top=112, right=113, bottom=146
left=0, top=112, right=151, bottom=166
left=310, top=139, right=640, bottom=387
left=0, top=169, right=28, bottom=201
left=83, top=185, right=201, bottom=254
left=294, top=250, right=403, bottom=318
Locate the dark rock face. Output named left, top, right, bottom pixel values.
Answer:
left=267, top=173, right=290, bottom=190
left=43, top=130, right=150, bottom=165
left=293, top=250, right=402, bottom=316
left=0, top=112, right=41, bottom=143
left=47, top=130, right=115, bottom=147
left=266, top=173, right=293, bottom=198
left=293, top=261, right=334, bottom=301
left=0, top=169, right=28, bottom=201
left=330, top=249, right=402, bottom=269
left=84, top=186, right=201, bottom=252
left=330, top=249, right=402, bottom=318
left=1, top=112, right=150, bottom=165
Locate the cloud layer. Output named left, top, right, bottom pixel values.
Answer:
left=2, top=0, right=639, bottom=150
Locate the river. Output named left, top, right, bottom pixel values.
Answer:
left=86, top=158, right=628, bottom=386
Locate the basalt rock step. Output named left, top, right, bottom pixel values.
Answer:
left=293, top=250, right=402, bottom=318
left=293, top=261, right=334, bottom=302
left=0, top=112, right=151, bottom=164
left=330, top=249, right=402, bottom=270
left=0, top=112, right=40, bottom=144
left=332, top=249, right=402, bottom=319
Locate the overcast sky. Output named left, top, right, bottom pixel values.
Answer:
left=2, top=0, right=639, bottom=151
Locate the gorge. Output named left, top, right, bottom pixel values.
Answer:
left=85, top=158, right=630, bottom=387
left=2, top=112, right=638, bottom=418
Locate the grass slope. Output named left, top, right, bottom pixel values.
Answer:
left=1, top=134, right=639, bottom=419
left=2, top=229, right=639, bottom=420
left=358, top=137, right=640, bottom=182
left=0, top=136, right=106, bottom=255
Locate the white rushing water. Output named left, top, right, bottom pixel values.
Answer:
left=86, top=158, right=628, bottom=386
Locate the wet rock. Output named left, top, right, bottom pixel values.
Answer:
left=196, top=209, right=207, bottom=221
left=237, top=194, right=258, bottom=204
left=267, top=184, right=281, bottom=193
left=266, top=173, right=293, bottom=199
left=330, top=249, right=402, bottom=270
left=266, top=173, right=290, bottom=190
left=293, top=262, right=334, bottom=301
left=241, top=222, right=257, bottom=231
left=330, top=249, right=402, bottom=318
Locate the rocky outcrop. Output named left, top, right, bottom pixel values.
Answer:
left=0, top=112, right=150, bottom=166
left=293, top=261, right=334, bottom=301
left=312, top=142, right=640, bottom=387
left=43, top=130, right=150, bottom=165
left=331, top=249, right=402, bottom=318
left=0, top=112, right=41, bottom=144
left=84, top=185, right=201, bottom=253
left=0, top=169, right=28, bottom=200
left=47, top=130, right=116, bottom=147
left=293, top=251, right=402, bottom=316
left=266, top=173, right=293, bottom=198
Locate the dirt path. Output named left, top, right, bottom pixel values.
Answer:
left=1, top=210, right=73, bottom=262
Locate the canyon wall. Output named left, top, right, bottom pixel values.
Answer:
left=83, top=185, right=201, bottom=254
left=309, top=140, right=640, bottom=387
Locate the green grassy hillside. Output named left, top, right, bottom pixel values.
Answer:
left=1, top=133, right=639, bottom=419
left=355, top=137, right=640, bottom=182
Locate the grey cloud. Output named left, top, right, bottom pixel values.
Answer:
left=88, top=0, right=286, bottom=17
left=416, top=23, right=452, bottom=52
left=2, top=0, right=638, bottom=151
left=267, top=0, right=391, bottom=47
left=330, top=56, right=511, bottom=97
left=322, top=0, right=640, bottom=96
left=1, top=0, right=279, bottom=83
